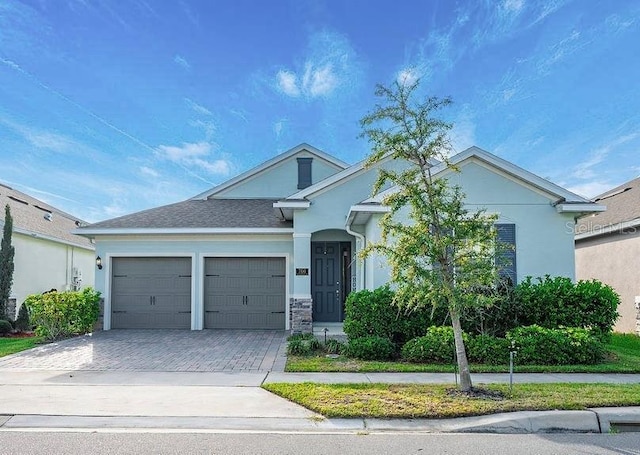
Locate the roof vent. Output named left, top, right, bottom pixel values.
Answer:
left=44, top=212, right=53, bottom=221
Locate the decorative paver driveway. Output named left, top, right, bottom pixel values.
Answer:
left=0, top=330, right=288, bottom=372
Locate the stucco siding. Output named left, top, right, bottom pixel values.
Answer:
left=363, top=215, right=390, bottom=289
left=576, top=229, right=640, bottom=334
left=215, top=152, right=342, bottom=199
left=11, top=234, right=95, bottom=310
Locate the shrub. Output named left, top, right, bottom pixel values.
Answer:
left=287, top=335, right=322, bottom=356
left=459, top=284, right=522, bottom=337
left=506, top=325, right=605, bottom=365
left=513, top=276, right=619, bottom=339
left=0, top=319, right=12, bottom=335
left=343, top=286, right=448, bottom=345
left=344, top=336, right=395, bottom=360
left=401, top=326, right=461, bottom=364
left=25, top=287, right=100, bottom=341
left=14, top=303, right=31, bottom=332
left=324, top=338, right=345, bottom=355
left=466, top=334, right=511, bottom=365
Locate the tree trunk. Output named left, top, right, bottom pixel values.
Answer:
left=450, top=308, right=473, bottom=392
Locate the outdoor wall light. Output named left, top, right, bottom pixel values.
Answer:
left=96, top=256, right=103, bottom=270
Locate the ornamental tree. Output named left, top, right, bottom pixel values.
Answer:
left=0, top=204, right=15, bottom=319
left=360, top=80, right=505, bottom=392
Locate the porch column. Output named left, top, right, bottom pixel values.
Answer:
left=291, top=233, right=312, bottom=333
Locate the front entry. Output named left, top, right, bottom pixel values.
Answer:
left=311, top=242, right=351, bottom=322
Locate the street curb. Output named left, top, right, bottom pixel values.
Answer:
left=3, top=408, right=638, bottom=433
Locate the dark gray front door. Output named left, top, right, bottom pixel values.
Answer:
left=111, top=257, right=192, bottom=329
left=312, top=242, right=341, bottom=322
left=203, top=257, right=286, bottom=329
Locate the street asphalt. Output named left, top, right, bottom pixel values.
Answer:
left=1, top=370, right=639, bottom=434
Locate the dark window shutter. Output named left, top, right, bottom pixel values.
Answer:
left=297, top=158, right=312, bottom=189
left=496, top=223, right=517, bottom=286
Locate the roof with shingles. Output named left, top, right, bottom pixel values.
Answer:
left=575, top=177, right=640, bottom=234
left=0, top=183, right=93, bottom=249
left=83, top=198, right=292, bottom=229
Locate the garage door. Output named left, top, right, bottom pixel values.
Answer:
left=111, top=257, right=192, bottom=329
left=204, top=257, right=286, bottom=329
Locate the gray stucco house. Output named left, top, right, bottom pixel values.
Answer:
left=77, top=143, right=603, bottom=332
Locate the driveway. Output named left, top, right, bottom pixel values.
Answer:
left=0, top=330, right=288, bottom=372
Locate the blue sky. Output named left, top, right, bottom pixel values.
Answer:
left=1, top=0, right=639, bottom=223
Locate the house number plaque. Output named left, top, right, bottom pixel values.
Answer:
left=296, top=268, right=309, bottom=276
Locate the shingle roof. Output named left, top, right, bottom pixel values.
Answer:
left=575, top=177, right=640, bottom=234
left=83, top=198, right=292, bottom=229
left=0, top=183, right=94, bottom=249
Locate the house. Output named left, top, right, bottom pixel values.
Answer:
left=575, top=177, right=640, bottom=335
left=76, top=143, right=603, bottom=332
left=0, top=183, right=95, bottom=320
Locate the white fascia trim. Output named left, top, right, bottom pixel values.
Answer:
left=556, top=203, right=606, bottom=213
left=192, top=143, right=349, bottom=200
left=14, top=227, right=95, bottom=251
left=363, top=146, right=592, bottom=205
left=575, top=218, right=640, bottom=241
left=75, top=227, right=294, bottom=236
left=273, top=200, right=310, bottom=209
left=292, top=233, right=312, bottom=238
left=291, top=294, right=312, bottom=300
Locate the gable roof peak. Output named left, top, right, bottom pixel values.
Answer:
left=192, top=143, right=349, bottom=200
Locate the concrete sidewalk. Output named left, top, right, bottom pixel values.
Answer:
left=1, top=370, right=639, bottom=433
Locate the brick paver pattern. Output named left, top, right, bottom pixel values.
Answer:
left=0, top=330, right=287, bottom=372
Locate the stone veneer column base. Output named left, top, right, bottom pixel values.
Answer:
left=290, top=297, right=313, bottom=334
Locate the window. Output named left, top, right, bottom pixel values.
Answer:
left=496, top=223, right=517, bottom=286
left=297, top=157, right=312, bottom=189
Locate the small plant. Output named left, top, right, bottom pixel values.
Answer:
left=324, top=338, right=345, bottom=355
left=466, top=334, right=510, bottom=365
left=0, top=319, right=12, bottom=335
left=287, top=334, right=322, bottom=356
left=344, top=336, right=395, bottom=361
left=14, top=303, right=31, bottom=332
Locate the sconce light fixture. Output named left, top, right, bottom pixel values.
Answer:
left=96, top=256, right=103, bottom=270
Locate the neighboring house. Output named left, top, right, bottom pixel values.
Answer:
left=575, top=177, right=640, bottom=335
left=76, top=143, right=603, bottom=332
left=0, top=183, right=95, bottom=320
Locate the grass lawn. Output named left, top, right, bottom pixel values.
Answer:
left=286, top=333, right=640, bottom=373
left=263, top=382, right=640, bottom=419
left=0, top=336, right=44, bottom=357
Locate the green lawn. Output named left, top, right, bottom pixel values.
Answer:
left=0, top=336, right=43, bottom=357
left=263, top=382, right=640, bottom=419
left=286, top=333, right=640, bottom=373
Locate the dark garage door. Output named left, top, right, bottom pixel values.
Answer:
left=204, top=257, right=286, bottom=329
left=111, top=257, right=192, bottom=329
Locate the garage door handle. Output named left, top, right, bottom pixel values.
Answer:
left=205, top=274, right=220, bottom=277
left=271, top=274, right=285, bottom=277
left=178, top=275, right=192, bottom=278
left=177, top=311, right=190, bottom=314
left=205, top=310, right=220, bottom=313
left=271, top=311, right=285, bottom=314
left=113, top=310, right=127, bottom=314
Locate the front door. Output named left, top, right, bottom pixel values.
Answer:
left=311, top=242, right=345, bottom=322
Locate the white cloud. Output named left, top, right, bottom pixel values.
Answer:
left=184, top=98, right=212, bottom=116
left=567, top=181, right=614, bottom=199
left=503, top=0, right=525, bottom=13
left=174, top=54, right=191, bottom=71
left=139, top=166, right=159, bottom=178
left=156, top=141, right=231, bottom=176
left=396, top=67, right=420, bottom=86
left=274, top=31, right=361, bottom=100
left=572, top=133, right=639, bottom=180
left=273, top=119, right=286, bottom=138
left=276, top=70, right=300, bottom=97
left=449, top=108, right=477, bottom=153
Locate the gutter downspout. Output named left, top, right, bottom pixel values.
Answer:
left=345, top=219, right=366, bottom=291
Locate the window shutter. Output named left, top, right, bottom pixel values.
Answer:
left=496, top=223, right=517, bottom=286
left=297, top=158, right=312, bottom=189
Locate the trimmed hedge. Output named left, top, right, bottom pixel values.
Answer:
left=513, top=276, right=619, bottom=339
left=344, top=336, right=396, bottom=361
left=466, top=334, right=511, bottom=365
left=401, top=326, right=458, bottom=364
left=24, top=288, right=100, bottom=341
left=0, top=319, right=12, bottom=335
left=343, top=286, right=448, bottom=345
left=506, top=325, right=605, bottom=365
